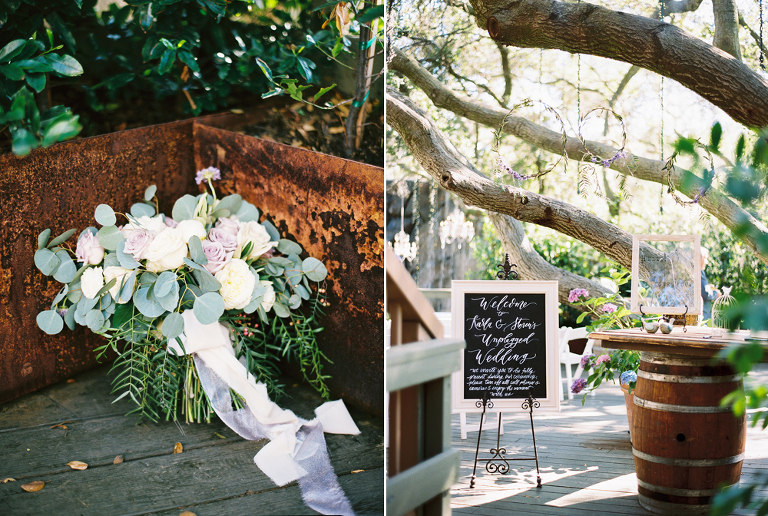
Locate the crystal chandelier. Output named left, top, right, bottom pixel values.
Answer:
left=439, top=209, right=474, bottom=249
left=388, top=184, right=417, bottom=262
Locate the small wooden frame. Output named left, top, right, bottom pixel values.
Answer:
left=630, top=234, right=701, bottom=316
left=451, top=280, right=560, bottom=412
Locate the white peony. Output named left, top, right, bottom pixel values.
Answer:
left=104, top=266, right=132, bottom=304
left=121, top=215, right=166, bottom=238
left=215, top=258, right=256, bottom=310
left=237, top=221, right=276, bottom=260
left=81, top=267, right=105, bottom=300
left=176, top=219, right=207, bottom=244
left=144, top=227, right=188, bottom=273
left=260, top=280, right=276, bottom=312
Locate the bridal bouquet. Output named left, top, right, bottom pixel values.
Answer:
left=34, top=167, right=331, bottom=423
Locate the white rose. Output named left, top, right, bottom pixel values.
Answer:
left=144, top=227, right=188, bottom=273
left=260, top=280, right=276, bottom=312
left=176, top=219, right=207, bottom=244
left=121, top=215, right=166, bottom=238
left=215, top=258, right=256, bottom=310
left=237, top=221, right=276, bottom=260
left=104, top=266, right=132, bottom=304
left=81, top=267, right=104, bottom=300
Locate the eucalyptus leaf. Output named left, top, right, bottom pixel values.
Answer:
left=134, top=286, right=166, bottom=318
left=154, top=271, right=177, bottom=298
left=95, top=204, right=116, bottom=226
left=118, top=271, right=137, bottom=304
left=272, top=302, right=290, bottom=318
left=53, top=250, right=77, bottom=283
left=156, top=281, right=179, bottom=312
left=172, top=194, right=198, bottom=221
left=295, top=284, right=310, bottom=300
left=144, top=185, right=157, bottom=202
left=162, top=312, right=184, bottom=339
left=95, top=278, right=117, bottom=299
left=302, top=257, right=327, bottom=282
left=77, top=293, right=98, bottom=316
left=288, top=294, right=302, bottom=309
left=130, top=202, right=155, bottom=218
left=277, top=239, right=302, bottom=255
left=193, top=292, right=225, bottom=325
left=51, top=284, right=69, bottom=306
left=37, top=310, right=64, bottom=335
left=98, top=293, right=113, bottom=310
left=215, top=194, right=242, bottom=216
left=116, top=240, right=141, bottom=269
left=34, top=248, right=60, bottom=276
left=85, top=309, right=105, bottom=332
left=37, top=229, right=51, bottom=249
left=97, top=225, right=123, bottom=251
left=265, top=262, right=283, bottom=276
left=284, top=263, right=303, bottom=287
left=64, top=305, right=77, bottom=331
left=67, top=281, right=82, bottom=303
left=47, top=228, right=76, bottom=248
left=184, top=258, right=221, bottom=291
left=103, top=252, right=120, bottom=268
left=261, top=220, right=280, bottom=242
left=269, top=257, right=294, bottom=267
left=210, top=208, right=230, bottom=219
left=188, top=236, right=207, bottom=264
left=235, top=200, right=259, bottom=222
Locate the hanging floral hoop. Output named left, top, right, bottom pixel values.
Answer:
left=575, top=107, right=632, bottom=198
left=493, top=98, right=569, bottom=181
left=663, top=140, right=716, bottom=206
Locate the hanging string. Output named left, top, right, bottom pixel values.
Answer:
left=577, top=52, right=582, bottom=195
left=761, top=0, right=766, bottom=71
left=413, top=180, right=420, bottom=282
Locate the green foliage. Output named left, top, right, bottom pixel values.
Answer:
left=579, top=349, right=640, bottom=405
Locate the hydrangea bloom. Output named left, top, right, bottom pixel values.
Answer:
left=595, top=354, right=611, bottom=365
left=580, top=353, right=595, bottom=369
left=602, top=303, right=617, bottom=313
left=571, top=378, right=588, bottom=394
left=568, top=288, right=589, bottom=303
left=620, top=371, right=638, bottom=385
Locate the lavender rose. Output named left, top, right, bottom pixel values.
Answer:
left=215, top=216, right=240, bottom=236
left=208, top=227, right=238, bottom=253
left=76, top=231, right=105, bottom=265
left=124, top=229, right=153, bottom=260
left=202, top=240, right=232, bottom=274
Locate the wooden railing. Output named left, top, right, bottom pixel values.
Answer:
left=386, top=246, right=465, bottom=516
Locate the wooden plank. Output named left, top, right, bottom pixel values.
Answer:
left=387, top=449, right=461, bottom=516
left=386, top=338, right=464, bottom=392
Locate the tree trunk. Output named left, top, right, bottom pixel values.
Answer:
left=389, top=47, right=768, bottom=265
left=712, top=0, right=742, bottom=60
left=468, top=0, right=768, bottom=128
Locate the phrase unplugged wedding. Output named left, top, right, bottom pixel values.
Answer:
left=465, top=295, right=540, bottom=366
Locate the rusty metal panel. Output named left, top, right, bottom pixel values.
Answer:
left=194, top=124, right=384, bottom=415
left=0, top=120, right=197, bottom=405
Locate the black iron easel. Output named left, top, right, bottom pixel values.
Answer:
left=468, top=253, right=542, bottom=489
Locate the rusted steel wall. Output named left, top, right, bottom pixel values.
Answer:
left=0, top=121, right=197, bottom=405
left=194, top=124, right=384, bottom=415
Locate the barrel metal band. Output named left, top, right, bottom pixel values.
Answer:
left=638, top=493, right=713, bottom=514
left=638, top=370, right=742, bottom=384
left=633, top=396, right=733, bottom=413
left=636, top=478, right=721, bottom=497
left=633, top=448, right=745, bottom=467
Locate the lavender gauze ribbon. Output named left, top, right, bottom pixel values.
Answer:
left=170, top=311, right=359, bottom=515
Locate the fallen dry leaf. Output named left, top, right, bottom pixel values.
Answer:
left=213, top=432, right=226, bottom=439
left=351, top=469, right=365, bottom=474
left=2, top=478, right=15, bottom=483
left=173, top=442, right=183, bottom=454
left=21, top=481, right=45, bottom=492
left=66, top=379, right=75, bottom=383
left=50, top=424, right=67, bottom=430
left=179, top=512, right=197, bottom=516
left=113, top=455, right=124, bottom=464
left=67, top=461, right=88, bottom=471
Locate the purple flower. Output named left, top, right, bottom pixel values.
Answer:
left=202, top=240, right=233, bottom=274
left=164, top=217, right=179, bottom=229
left=496, top=155, right=528, bottom=180
left=571, top=378, right=588, bottom=394
left=602, top=303, right=617, bottom=313
left=620, top=371, right=637, bottom=385
left=215, top=216, right=240, bottom=236
left=208, top=227, right=238, bottom=253
left=580, top=354, right=595, bottom=368
left=595, top=354, right=611, bottom=365
left=195, top=166, right=221, bottom=185
left=568, top=288, right=589, bottom=303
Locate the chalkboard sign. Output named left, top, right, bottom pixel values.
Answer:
left=451, top=281, right=560, bottom=412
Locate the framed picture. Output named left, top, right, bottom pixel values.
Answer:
left=451, top=280, right=560, bottom=412
left=630, top=234, right=701, bottom=316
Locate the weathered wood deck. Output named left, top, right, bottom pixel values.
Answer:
left=0, top=366, right=384, bottom=515
left=451, top=363, right=768, bottom=516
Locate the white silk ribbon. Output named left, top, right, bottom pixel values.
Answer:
left=169, top=310, right=359, bottom=515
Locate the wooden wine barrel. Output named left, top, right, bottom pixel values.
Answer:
left=631, top=352, right=746, bottom=515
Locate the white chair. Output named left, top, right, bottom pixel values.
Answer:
left=559, top=326, right=595, bottom=400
